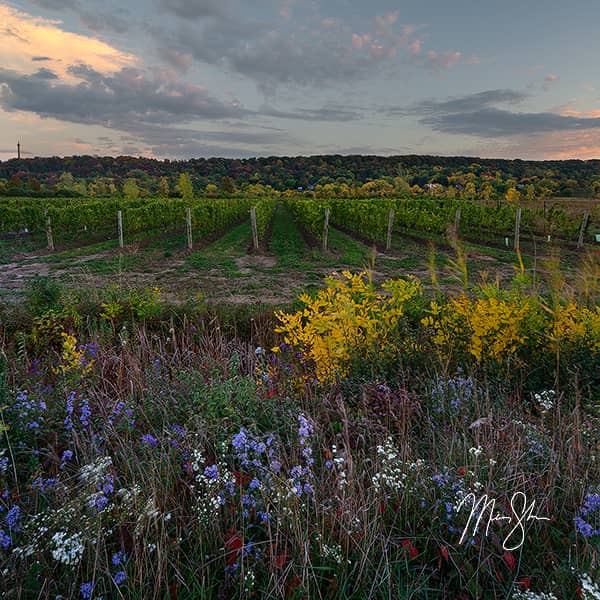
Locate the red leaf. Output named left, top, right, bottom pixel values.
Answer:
left=517, top=577, right=531, bottom=590
left=274, top=551, right=287, bottom=569
left=503, top=551, right=516, bottom=571
left=225, top=529, right=243, bottom=566
left=440, top=545, right=449, bottom=562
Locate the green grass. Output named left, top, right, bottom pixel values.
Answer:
left=184, top=220, right=251, bottom=277
left=269, top=204, right=307, bottom=268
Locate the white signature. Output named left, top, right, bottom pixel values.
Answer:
left=456, top=492, right=550, bottom=551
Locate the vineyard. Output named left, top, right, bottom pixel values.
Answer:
left=1, top=193, right=600, bottom=600
left=2, top=195, right=598, bottom=255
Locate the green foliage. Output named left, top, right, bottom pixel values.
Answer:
left=122, top=178, right=140, bottom=200
left=178, top=172, right=194, bottom=201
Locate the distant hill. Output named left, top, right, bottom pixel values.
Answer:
left=1, top=154, right=600, bottom=196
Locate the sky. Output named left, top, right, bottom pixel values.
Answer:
left=1, top=0, right=600, bottom=161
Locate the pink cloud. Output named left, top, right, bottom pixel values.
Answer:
left=425, top=50, right=462, bottom=70
left=0, top=5, right=136, bottom=82
left=351, top=33, right=371, bottom=49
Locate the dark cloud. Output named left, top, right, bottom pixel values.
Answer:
left=259, top=104, right=364, bottom=122
left=27, top=0, right=129, bottom=33
left=0, top=65, right=300, bottom=157
left=170, top=19, right=378, bottom=93
left=27, top=0, right=78, bottom=9
left=31, top=56, right=52, bottom=62
left=0, top=65, right=246, bottom=127
left=159, top=0, right=229, bottom=20
left=395, top=89, right=600, bottom=137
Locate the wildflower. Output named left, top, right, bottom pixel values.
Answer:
left=204, top=465, right=219, bottom=480
left=141, top=434, right=158, bottom=447
left=533, top=390, right=556, bottom=413
left=468, top=446, right=483, bottom=457
left=51, top=531, right=84, bottom=566
left=79, top=581, right=94, bottom=599
left=114, top=571, right=127, bottom=585
left=5, top=505, right=22, bottom=532
left=0, top=529, right=10, bottom=549
left=79, top=398, right=91, bottom=427
left=32, top=477, right=59, bottom=493
left=61, top=449, right=74, bottom=467
left=580, top=572, right=600, bottom=600
left=112, top=551, right=127, bottom=566
left=574, top=493, right=600, bottom=538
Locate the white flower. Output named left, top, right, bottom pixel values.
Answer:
left=50, top=531, right=84, bottom=567
left=511, top=590, right=558, bottom=600
left=469, top=446, right=483, bottom=457
left=534, top=390, right=556, bottom=413
left=580, top=572, right=600, bottom=600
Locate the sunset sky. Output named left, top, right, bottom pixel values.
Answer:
left=1, top=0, right=600, bottom=160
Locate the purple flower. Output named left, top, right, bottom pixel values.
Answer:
left=574, top=493, right=600, bottom=538
left=297, top=414, right=313, bottom=442
left=203, top=465, right=219, bottom=480
left=5, top=505, right=22, bottom=532
left=112, top=550, right=127, bottom=566
left=114, top=570, right=127, bottom=585
left=249, top=478, right=261, bottom=490
left=232, top=429, right=249, bottom=451
left=257, top=510, right=270, bottom=523
left=60, top=449, right=74, bottom=469
left=0, top=529, right=10, bottom=549
left=270, top=461, right=281, bottom=473
left=32, top=477, right=59, bottom=493
left=64, top=392, right=75, bottom=431
left=170, top=424, right=187, bottom=439
left=80, top=582, right=94, bottom=599
left=141, top=434, right=158, bottom=447
left=80, top=398, right=92, bottom=427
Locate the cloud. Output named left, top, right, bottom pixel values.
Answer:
left=0, top=65, right=246, bottom=128
left=159, top=0, right=229, bottom=19
left=411, top=50, right=462, bottom=71
left=543, top=73, right=559, bottom=91
left=259, top=104, right=364, bottom=122
left=0, top=63, right=306, bottom=157
left=0, top=5, right=136, bottom=81
left=393, top=89, right=600, bottom=138
left=26, top=0, right=130, bottom=33
left=155, top=5, right=465, bottom=91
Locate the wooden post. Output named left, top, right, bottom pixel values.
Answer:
left=250, top=206, right=259, bottom=251
left=454, top=208, right=461, bottom=235
left=322, top=208, right=330, bottom=252
left=45, top=210, right=54, bottom=252
left=117, top=210, right=123, bottom=249
left=577, top=211, right=590, bottom=249
left=514, top=207, right=521, bottom=251
left=185, top=207, right=193, bottom=251
left=386, top=208, right=395, bottom=251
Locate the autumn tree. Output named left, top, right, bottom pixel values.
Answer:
left=123, top=178, right=140, bottom=200
left=505, top=187, right=521, bottom=203
left=158, top=177, right=170, bottom=198
left=178, top=173, right=194, bottom=202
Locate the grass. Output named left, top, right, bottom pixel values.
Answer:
left=0, top=267, right=598, bottom=599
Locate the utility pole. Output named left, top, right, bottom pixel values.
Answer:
left=17, top=141, right=21, bottom=160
